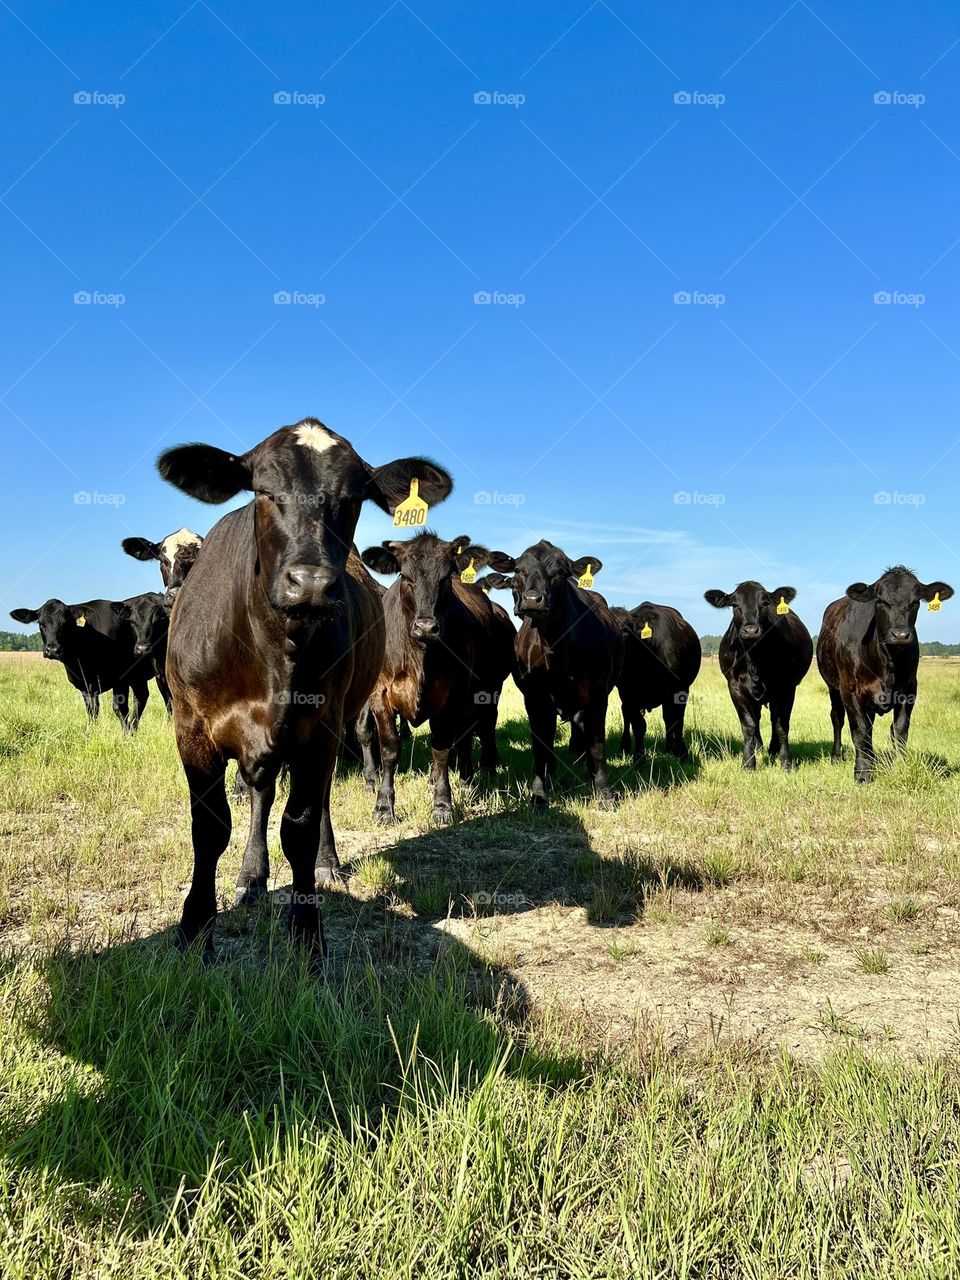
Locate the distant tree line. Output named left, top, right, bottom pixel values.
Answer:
left=700, top=634, right=960, bottom=657
left=0, top=630, right=43, bottom=651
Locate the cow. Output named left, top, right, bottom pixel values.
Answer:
left=483, top=540, right=623, bottom=811
left=816, top=566, right=954, bottom=783
left=122, top=527, right=203, bottom=604
left=156, top=417, right=453, bottom=960
left=704, top=581, right=812, bottom=771
left=110, top=591, right=173, bottom=713
left=9, top=597, right=153, bottom=730
left=358, top=532, right=510, bottom=824
left=610, top=602, right=701, bottom=762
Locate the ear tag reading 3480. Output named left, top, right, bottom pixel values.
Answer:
left=640, top=621, right=652, bottom=640
left=460, top=558, right=477, bottom=585
left=776, top=596, right=790, bottom=615
left=393, top=479, right=428, bottom=529
left=928, top=592, right=942, bottom=612
left=577, top=562, right=594, bottom=589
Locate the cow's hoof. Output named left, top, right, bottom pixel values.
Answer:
left=235, top=883, right=268, bottom=907
left=780, top=758, right=795, bottom=773
left=374, top=806, right=396, bottom=826
left=432, top=805, right=454, bottom=826
left=316, top=865, right=342, bottom=888
left=597, top=789, right=617, bottom=810
left=854, top=772, right=873, bottom=785
left=531, top=796, right=548, bottom=815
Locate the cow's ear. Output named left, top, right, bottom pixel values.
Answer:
left=110, top=601, right=131, bottom=619
left=481, top=573, right=514, bottom=591
left=366, top=457, right=453, bottom=514
left=361, top=544, right=401, bottom=575
left=921, top=580, right=954, bottom=603
left=846, top=582, right=875, bottom=603
left=10, top=608, right=39, bottom=623
left=486, top=551, right=516, bottom=573
left=157, top=444, right=253, bottom=504
left=570, top=556, right=602, bottom=577
left=122, top=536, right=161, bottom=561
left=704, top=589, right=731, bottom=608
left=771, top=586, right=797, bottom=604
left=453, top=543, right=491, bottom=571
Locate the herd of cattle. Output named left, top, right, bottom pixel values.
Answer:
left=9, top=418, right=954, bottom=958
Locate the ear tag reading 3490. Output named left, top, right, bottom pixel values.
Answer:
left=577, top=562, right=594, bottom=589
left=640, top=621, right=652, bottom=640
left=928, top=592, right=942, bottom=612
left=460, top=558, right=477, bottom=585
left=776, top=596, right=790, bottom=615
left=393, top=479, right=428, bottom=529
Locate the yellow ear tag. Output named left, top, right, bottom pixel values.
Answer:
left=75, top=614, right=86, bottom=628
left=928, top=592, right=942, bottom=612
left=776, top=596, right=790, bottom=616
left=640, top=621, right=652, bottom=640
left=392, top=478, right=429, bottom=529
left=481, top=584, right=490, bottom=594
left=577, top=562, right=594, bottom=589
left=460, top=558, right=477, bottom=585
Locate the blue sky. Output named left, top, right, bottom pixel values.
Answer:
left=3, top=0, right=960, bottom=636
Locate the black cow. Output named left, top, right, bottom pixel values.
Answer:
left=704, top=581, right=812, bottom=771
left=816, top=566, right=954, bottom=783
left=610, top=602, right=701, bottom=762
left=359, top=533, right=508, bottom=824
left=122, top=527, right=203, bottom=604
left=9, top=597, right=152, bottom=731
left=484, top=541, right=623, bottom=811
left=157, top=417, right=453, bottom=959
left=111, top=592, right=173, bottom=713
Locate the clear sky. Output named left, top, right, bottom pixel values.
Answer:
left=3, top=0, right=959, bottom=636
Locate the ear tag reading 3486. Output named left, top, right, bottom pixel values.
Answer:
left=577, top=562, right=594, bottom=589
left=460, top=558, right=477, bottom=585
left=640, top=621, right=652, bottom=640
left=928, top=592, right=942, bottom=612
left=393, top=478, right=429, bottom=529
left=776, top=596, right=790, bottom=616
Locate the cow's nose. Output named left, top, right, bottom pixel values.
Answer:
left=43, top=646, right=61, bottom=660
left=411, top=616, right=440, bottom=640
left=888, top=628, right=912, bottom=644
left=134, top=643, right=150, bottom=655
left=522, top=592, right=544, bottom=608
left=163, top=587, right=180, bottom=607
left=284, top=565, right=337, bottom=608
left=740, top=624, right=761, bottom=640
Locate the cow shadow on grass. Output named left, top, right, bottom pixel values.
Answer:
left=3, top=805, right=681, bottom=1241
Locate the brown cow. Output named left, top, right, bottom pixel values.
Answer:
left=157, top=418, right=453, bottom=959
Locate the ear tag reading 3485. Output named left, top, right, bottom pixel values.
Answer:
left=640, top=621, right=652, bottom=640
left=393, top=478, right=429, bottom=529
left=776, top=596, right=790, bottom=615
left=928, top=592, right=942, bottom=612
left=460, top=558, right=477, bottom=585
left=577, top=562, right=594, bottom=589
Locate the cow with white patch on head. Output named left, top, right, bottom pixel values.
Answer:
left=122, top=527, right=203, bottom=605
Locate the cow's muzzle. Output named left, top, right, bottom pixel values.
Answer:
left=134, top=643, right=152, bottom=656
left=886, top=629, right=913, bottom=646
left=43, top=646, right=63, bottom=660
left=411, top=616, right=440, bottom=641
left=281, top=565, right=339, bottom=613
left=739, top=624, right=762, bottom=640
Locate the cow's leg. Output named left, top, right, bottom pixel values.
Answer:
left=316, top=755, right=343, bottom=886
left=828, top=688, right=846, bottom=760
left=372, top=698, right=401, bottom=824
left=477, top=696, right=500, bottom=772
left=428, top=711, right=457, bottom=825
left=280, top=760, right=326, bottom=961
left=891, top=686, right=916, bottom=750
left=569, top=718, right=586, bottom=765
left=179, top=760, right=231, bottom=955
left=586, top=697, right=616, bottom=808
left=848, top=699, right=876, bottom=784
left=113, top=686, right=132, bottom=733
left=455, top=713, right=475, bottom=783
left=527, top=697, right=557, bottom=814
left=769, top=687, right=797, bottom=770
left=236, top=777, right=275, bottom=905
left=355, top=701, right=380, bottom=794
left=129, top=679, right=149, bottom=733
left=730, top=688, right=762, bottom=770
left=156, top=671, right=174, bottom=715
left=631, top=709, right=647, bottom=765
left=82, top=689, right=100, bottom=721
left=664, top=694, right=689, bottom=759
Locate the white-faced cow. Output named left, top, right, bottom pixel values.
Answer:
left=157, top=417, right=453, bottom=960
left=816, top=566, right=954, bottom=783
left=610, top=602, right=701, bottom=762
left=9, top=597, right=153, bottom=731
left=483, top=541, right=623, bottom=811
left=358, top=532, right=512, bottom=825
left=122, top=528, right=203, bottom=604
left=705, top=581, right=812, bottom=771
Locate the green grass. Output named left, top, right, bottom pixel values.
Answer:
left=3, top=653, right=960, bottom=1277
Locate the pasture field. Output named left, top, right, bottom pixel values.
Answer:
left=2, top=652, right=960, bottom=1277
